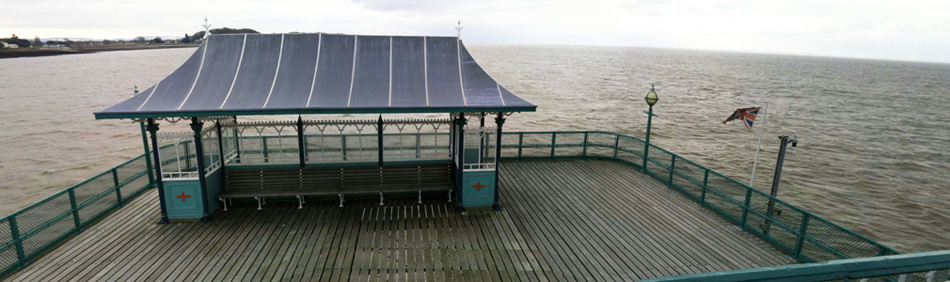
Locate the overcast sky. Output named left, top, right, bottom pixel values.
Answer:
left=4, top=0, right=950, bottom=63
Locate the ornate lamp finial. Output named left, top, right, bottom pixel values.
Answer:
left=202, top=17, right=212, bottom=39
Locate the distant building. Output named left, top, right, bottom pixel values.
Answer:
left=0, top=41, right=7, bottom=48
left=2, top=42, right=18, bottom=48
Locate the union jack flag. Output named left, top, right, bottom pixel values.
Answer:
left=723, top=107, right=761, bottom=130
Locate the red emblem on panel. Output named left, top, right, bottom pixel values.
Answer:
left=175, top=192, right=192, bottom=202
left=472, top=182, right=486, bottom=191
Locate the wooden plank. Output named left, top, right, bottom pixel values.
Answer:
left=7, top=159, right=797, bottom=282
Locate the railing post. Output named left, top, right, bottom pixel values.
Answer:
left=878, top=246, right=888, bottom=256
left=582, top=132, right=589, bottom=157
left=341, top=135, right=347, bottom=161
left=517, top=133, right=523, bottom=158
left=740, top=188, right=752, bottom=228
left=795, top=213, right=810, bottom=260
left=612, top=134, right=620, bottom=159
left=701, top=169, right=710, bottom=204
left=550, top=132, right=556, bottom=157
left=262, top=137, right=269, bottom=163
left=668, top=155, right=676, bottom=187
left=68, top=189, right=83, bottom=231
left=112, top=168, right=123, bottom=206
left=9, top=215, right=26, bottom=268
left=415, top=132, right=421, bottom=159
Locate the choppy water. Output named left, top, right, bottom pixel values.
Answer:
left=0, top=45, right=947, bottom=253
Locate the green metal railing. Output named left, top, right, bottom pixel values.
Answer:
left=498, top=131, right=902, bottom=264
left=0, top=153, right=153, bottom=277
left=0, top=130, right=914, bottom=280
left=642, top=250, right=950, bottom=282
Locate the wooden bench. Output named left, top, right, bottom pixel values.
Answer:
left=218, top=163, right=455, bottom=210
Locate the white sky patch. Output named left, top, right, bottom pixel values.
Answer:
left=2, top=0, right=950, bottom=63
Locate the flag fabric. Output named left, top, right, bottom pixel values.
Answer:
left=723, top=107, right=761, bottom=130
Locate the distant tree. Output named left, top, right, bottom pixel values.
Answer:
left=33, top=36, right=42, bottom=48
left=133, top=36, right=147, bottom=43
left=152, top=37, right=164, bottom=44
left=182, top=33, right=192, bottom=43
left=191, top=27, right=259, bottom=40
left=1, top=37, right=31, bottom=48
left=102, top=39, right=112, bottom=45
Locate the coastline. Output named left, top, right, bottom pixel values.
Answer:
left=0, top=44, right=198, bottom=59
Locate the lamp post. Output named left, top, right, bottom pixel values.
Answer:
left=641, top=85, right=659, bottom=172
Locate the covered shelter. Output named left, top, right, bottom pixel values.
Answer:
left=95, top=33, right=536, bottom=223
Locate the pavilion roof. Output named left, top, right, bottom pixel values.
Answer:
left=95, top=33, right=536, bottom=119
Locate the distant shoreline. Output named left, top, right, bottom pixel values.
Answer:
left=0, top=44, right=198, bottom=59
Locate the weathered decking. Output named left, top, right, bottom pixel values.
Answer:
left=5, top=159, right=793, bottom=281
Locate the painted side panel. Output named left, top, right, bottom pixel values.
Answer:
left=163, top=180, right=203, bottom=219
left=462, top=170, right=495, bottom=207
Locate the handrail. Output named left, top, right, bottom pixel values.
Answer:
left=497, top=130, right=902, bottom=262
left=0, top=129, right=915, bottom=280
left=642, top=250, right=950, bottom=282
left=0, top=151, right=154, bottom=278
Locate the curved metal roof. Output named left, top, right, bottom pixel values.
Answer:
left=95, top=33, right=536, bottom=119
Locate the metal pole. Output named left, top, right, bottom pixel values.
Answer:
left=765, top=135, right=796, bottom=234
left=146, top=118, right=169, bottom=224
left=297, top=116, right=306, bottom=167
left=190, top=117, right=212, bottom=222
left=750, top=103, right=769, bottom=187
left=493, top=113, right=505, bottom=211
left=641, top=104, right=654, bottom=172
left=456, top=113, right=466, bottom=210
left=770, top=135, right=793, bottom=197
left=232, top=116, right=241, bottom=164
left=377, top=115, right=384, bottom=166
left=139, top=122, right=155, bottom=188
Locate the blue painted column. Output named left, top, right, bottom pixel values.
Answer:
left=377, top=115, right=384, bottom=166
left=139, top=122, right=155, bottom=189
left=455, top=113, right=466, bottom=211
left=493, top=113, right=505, bottom=210
left=146, top=118, right=169, bottom=224
left=297, top=116, right=306, bottom=167
left=232, top=116, right=241, bottom=164
left=190, top=117, right=213, bottom=222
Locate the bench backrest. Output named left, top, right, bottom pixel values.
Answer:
left=223, top=163, right=454, bottom=192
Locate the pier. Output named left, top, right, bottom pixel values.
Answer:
left=4, top=159, right=792, bottom=281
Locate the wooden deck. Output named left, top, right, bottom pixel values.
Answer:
left=5, top=159, right=794, bottom=281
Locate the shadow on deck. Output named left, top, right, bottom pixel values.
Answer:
left=6, top=159, right=793, bottom=281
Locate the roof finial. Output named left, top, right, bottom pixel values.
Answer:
left=202, top=17, right=212, bottom=39
left=455, top=20, right=463, bottom=39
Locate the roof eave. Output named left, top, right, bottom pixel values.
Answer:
left=93, top=106, right=538, bottom=120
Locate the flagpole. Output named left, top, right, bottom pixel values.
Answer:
left=749, top=102, right=769, bottom=188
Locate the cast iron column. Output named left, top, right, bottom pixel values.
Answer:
left=377, top=115, right=384, bottom=166
left=493, top=113, right=505, bottom=210
left=297, top=116, right=306, bottom=167
left=232, top=116, right=241, bottom=164
left=190, top=117, right=213, bottom=222
left=641, top=103, right=654, bottom=172
left=139, top=121, right=155, bottom=188
left=146, top=118, right=169, bottom=224
left=456, top=113, right=466, bottom=210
